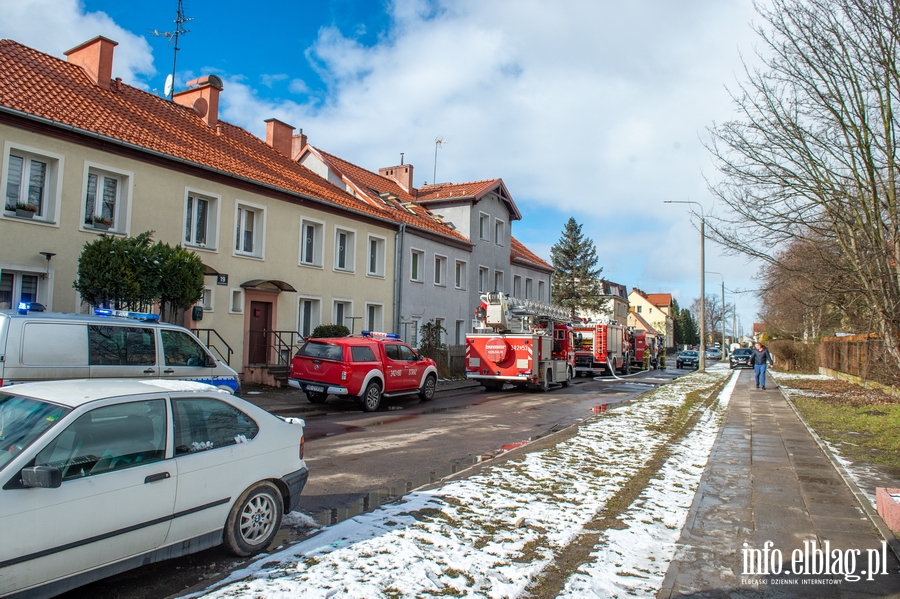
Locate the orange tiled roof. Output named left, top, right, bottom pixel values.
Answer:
left=309, top=148, right=471, bottom=245
left=646, top=293, right=672, bottom=308
left=0, top=39, right=401, bottom=224
left=416, top=179, right=501, bottom=202
left=510, top=237, right=553, bottom=272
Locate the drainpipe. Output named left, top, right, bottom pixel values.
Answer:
left=394, top=223, right=406, bottom=336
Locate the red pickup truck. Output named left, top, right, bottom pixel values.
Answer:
left=288, top=332, right=439, bottom=412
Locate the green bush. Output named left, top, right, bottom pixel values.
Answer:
left=310, top=323, right=351, bottom=338
left=768, top=339, right=818, bottom=372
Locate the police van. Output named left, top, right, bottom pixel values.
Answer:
left=0, top=307, right=240, bottom=392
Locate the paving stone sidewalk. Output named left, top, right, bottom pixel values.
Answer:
left=658, top=369, right=900, bottom=598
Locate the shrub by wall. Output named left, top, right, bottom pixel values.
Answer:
left=768, top=339, right=819, bottom=373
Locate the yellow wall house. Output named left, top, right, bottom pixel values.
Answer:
left=0, top=36, right=407, bottom=385
left=628, top=288, right=674, bottom=348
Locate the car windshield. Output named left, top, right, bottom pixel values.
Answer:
left=297, top=341, right=343, bottom=361
left=680, top=351, right=699, bottom=357
left=0, top=393, right=70, bottom=473
left=733, top=349, right=753, bottom=356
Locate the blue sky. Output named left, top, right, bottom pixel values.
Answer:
left=1, top=0, right=765, bottom=334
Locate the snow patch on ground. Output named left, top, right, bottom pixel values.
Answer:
left=187, top=367, right=733, bottom=599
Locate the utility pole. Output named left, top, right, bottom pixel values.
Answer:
left=666, top=201, right=706, bottom=372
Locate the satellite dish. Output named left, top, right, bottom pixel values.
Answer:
left=164, top=74, right=174, bottom=98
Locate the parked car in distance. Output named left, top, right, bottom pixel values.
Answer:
left=730, top=347, right=754, bottom=369
left=289, top=331, right=439, bottom=412
left=705, top=347, right=723, bottom=361
left=676, top=350, right=700, bottom=370
left=0, top=379, right=308, bottom=599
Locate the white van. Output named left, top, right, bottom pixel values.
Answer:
left=0, top=309, right=240, bottom=393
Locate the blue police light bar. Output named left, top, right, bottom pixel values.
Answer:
left=94, top=308, right=160, bottom=321
left=360, top=330, right=400, bottom=339
left=17, top=301, right=28, bottom=315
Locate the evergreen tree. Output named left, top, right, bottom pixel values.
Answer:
left=550, top=218, right=604, bottom=319
left=679, top=307, right=700, bottom=347
left=671, top=298, right=684, bottom=345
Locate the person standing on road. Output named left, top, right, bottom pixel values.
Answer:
left=750, top=342, right=774, bottom=389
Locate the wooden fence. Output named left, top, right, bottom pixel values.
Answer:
left=427, top=344, right=467, bottom=378
left=817, top=333, right=898, bottom=386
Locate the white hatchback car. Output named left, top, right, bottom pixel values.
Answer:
left=0, top=379, right=308, bottom=599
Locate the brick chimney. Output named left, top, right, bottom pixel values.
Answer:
left=379, top=164, right=414, bottom=192
left=65, top=36, right=118, bottom=89
left=292, top=129, right=308, bottom=160
left=264, top=118, right=294, bottom=158
left=173, top=75, right=224, bottom=129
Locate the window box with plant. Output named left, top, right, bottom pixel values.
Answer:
left=88, top=215, right=114, bottom=230
left=10, top=202, right=38, bottom=218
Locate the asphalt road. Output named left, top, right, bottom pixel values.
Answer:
left=56, top=367, right=685, bottom=599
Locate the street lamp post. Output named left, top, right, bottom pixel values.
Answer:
left=706, top=271, right=726, bottom=356
left=665, top=200, right=706, bottom=372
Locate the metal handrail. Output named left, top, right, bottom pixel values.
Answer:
left=191, top=328, right=234, bottom=366
left=271, top=330, right=304, bottom=366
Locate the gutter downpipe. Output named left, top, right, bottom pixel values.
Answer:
left=394, top=223, right=406, bottom=337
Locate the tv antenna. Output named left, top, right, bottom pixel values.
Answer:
left=149, top=0, right=192, bottom=99
left=433, top=136, right=448, bottom=184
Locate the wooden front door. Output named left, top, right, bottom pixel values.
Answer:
left=248, top=301, right=272, bottom=364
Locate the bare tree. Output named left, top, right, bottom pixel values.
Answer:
left=690, top=295, right=734, bottom=344
left=706, top=0, right=900, bottom=367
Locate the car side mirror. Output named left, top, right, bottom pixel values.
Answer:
left=206, top=354, right=217, bottom=367
left=21, top=466, right=62, bottom=488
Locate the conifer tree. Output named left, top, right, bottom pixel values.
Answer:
left=550, top=218, right=604, bottom=318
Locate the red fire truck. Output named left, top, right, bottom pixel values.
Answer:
left=631, top=328, right=659, bottom=370
left=573, top=320, right=631, bottom=376
left=465, top=292, right=576, bottom=391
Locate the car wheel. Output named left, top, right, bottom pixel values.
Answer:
left=223, top=481, right=283, bottom=557
left=419, top=374, right=437, bottom=401
left=540, top=371, right=550, bottom=392
left=359, top=381, right=382, bottom=412
left=305, top=391, right=327, bottom=403
left=561, top=367, right=572, bottom=388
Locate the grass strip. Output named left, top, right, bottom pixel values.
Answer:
left=522, top=376, right=728, bottom=599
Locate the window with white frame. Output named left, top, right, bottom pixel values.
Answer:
left=366, top=303, right=383, bottom=332
left=479, top=213, right=490, bottom=241
left=367, top=235, right=385, bottom=277
left=455, top=320, right=465, bottom=345
left=3, top=143, right=63, bottom=221
left=200, top=287, right=213, bottom=311
left=410, top=318, right=421, bottom=347
left=478, top=267, right=488, bottom=292
left=494, top=270, right=504, bottom=293
left=538, top=280, right=546, bottom=302
left=334, top=227, right=356, bottom=272
left=185, top=190, right=219, bottom=249
left=333, top=300, right=353, bottom=331
left=455, top=260, right=466, bottom=290
left=513, top=275, right=522, bottom=298
left=434, top=255, right=447, bottom=286
left=299, top=219, right=324, bottom=266
left=0, top=271, right=40, bottom=309
left=234, top=202, right=265, bottom=258
left=494, top=219, right=505, bottom=246
left=83, top=164, right=131, bottom=233
left=435, top=318, right=445, bottom=346
left=298, top=297, right=321, bottom=337
left=230, top=288, right=244, bottom=313
left=410, top=249, right=424, bottom=282
left=525, top=278, right=533, bottom=299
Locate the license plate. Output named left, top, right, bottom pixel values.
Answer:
left=305, top=385, right=324, bottom=393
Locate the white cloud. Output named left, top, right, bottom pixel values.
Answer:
left=0, top=0, right=766, bottom=326
left=0, top=0, right=155, bottom=85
